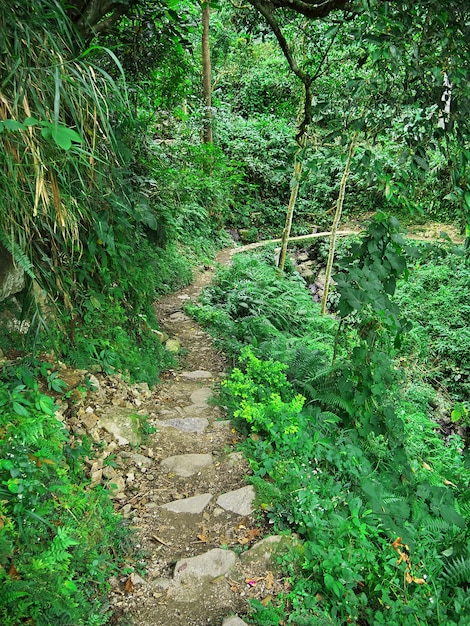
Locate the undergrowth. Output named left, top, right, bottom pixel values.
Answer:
left=188, top=226, right=470, bottom=625
left=0, top=363, right=133, bottom=625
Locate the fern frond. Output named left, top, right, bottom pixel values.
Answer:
left=0, top=233, right=35, bottom=279
left=456, top=491, right=470, bottom=519
left=441, top=556, right=470, bottom=587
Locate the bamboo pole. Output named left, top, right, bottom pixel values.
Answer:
left=277, top=133, right=306, bottom=275
left=320, top=134, right=357, bottom=315
left=231, top=229, right=359, bottom=255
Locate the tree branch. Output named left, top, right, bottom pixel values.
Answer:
left=261, top=0, right=351, bottom=19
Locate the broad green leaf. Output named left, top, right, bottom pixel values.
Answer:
left=440, top=505, right=465, bottom=529
left=2, top=119, right=24, bottom=131
left=12, top=400, right=30, bottom=416
left=51, top=125, right=82, bottom=150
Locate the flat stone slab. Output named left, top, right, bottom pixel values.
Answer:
left=161, top=453, right=213, bottom=477
left=237, top=534, right=300, bottom=575
left=169, top=312, right=189, bottom=322
left=98, top=407, right=141, bottom=446
left=216, top=485, right=255, bottom=516
left=161, top=493, right=213, bottom=514
left=157, top=417, right=209, bottom=433
left=181, top=404, right=210, bottom=416
left=130, top=452, right=153, bottom=467
left=223, top=617, right=250, bottom=626
left=190, top=387, right=212, bottom=405
left=173, top=548, right=237, bottom=583
left=181, top=370, right=212, bottom=379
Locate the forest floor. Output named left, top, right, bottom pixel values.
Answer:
left=58, top=219, right=463, bottom=626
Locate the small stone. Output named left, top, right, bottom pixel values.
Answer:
left=89, top=428, right=101, bottom=442
left=161, top=493, right=212, bottom=514
left=173, top=548, right=236, bottom=582
left=216, top=485, right=255, bottom=516
left=89, top=469, right=103, bottom=484
left=90, top=459, right=104, bottom=473
left=81, top=412, right=98, bottom=429
left=181, top=370, right=212, bottom=379
left=87, top=374, right=100, bottom=391
left=154, top=330, right=169, bottom=343
left=130, top=453, right=153, bottom=467
left=190, top=387, right=212, bottom=405
left=103, top=441, right=118, bottom=457
left=223, top=617, right=250, bottom=626
left=157, top=417, right=208, bottom=434
left=131, top=572, right=146, bottom=586
left=103, top=466, right=117, bottom=479
left=165, top=338, right=180, bottom=353
left=169, top=312, right=189, bottom=322
left=121, top=504, right=133, bottom=518
left=161, top=453, right=213, bottom=477
left=98, top=407, right=142, bottom=446
left=106, top=475, right=126, bottom=496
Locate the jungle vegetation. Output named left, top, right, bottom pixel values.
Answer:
left=0, top=1, right=469, bottom=624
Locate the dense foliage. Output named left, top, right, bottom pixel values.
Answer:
left=188, top=229, right=470, bottom=624
left=0, top=363, right=132, bottom=625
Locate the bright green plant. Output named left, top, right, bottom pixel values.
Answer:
left=0, top=365, right=132, bottom=625
left=221, top=348, right=470, bottom=625
left=190, top=233, right=470, bottom=624
left=395, top=246, right=470, bottom=399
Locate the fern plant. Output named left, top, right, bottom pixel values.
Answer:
left=442, top=556, right=470, bottom=587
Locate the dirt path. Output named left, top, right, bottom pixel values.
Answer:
left=100, top=255, right=293, bottom=626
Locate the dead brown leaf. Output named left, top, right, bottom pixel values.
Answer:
left=265, top=571, right=275, bottom=590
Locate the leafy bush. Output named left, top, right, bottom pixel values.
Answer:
left=190, top=238, right=470, bottom=625
left=0, top=366, right=131, bottom=625
left=187, top=250, right=337, bottom=356
left=396, top=248, right=470, bottom=398
left=222, top=349, right=470, bottom=625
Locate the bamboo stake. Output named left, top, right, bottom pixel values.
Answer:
left=320, top=134, right=358, bottom=315
left=277, top=133, right=306, bottom=275
left=231, top=229, right=359, bottom=255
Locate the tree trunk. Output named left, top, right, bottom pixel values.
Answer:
left=201, top=1, right=213, bottom=144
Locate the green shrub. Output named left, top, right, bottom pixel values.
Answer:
left=222, top=349, right=470, bottom=625
left=0, top=366, right=130, bottom=625
left=190, top=239, right=470, bottom=625
left=396, top=250, right=470, bottom=398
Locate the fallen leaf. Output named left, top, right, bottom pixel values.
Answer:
left=265, top=571, right=275, bottom=590
left=260, top=595, right=272, bottom=606
left=422, top=461, right=432, bottom=471
left=247, top=528, right=261, bottom=541
left=8, top=563, right=20, bottom=579
left=124, top=576, right=134, bottom=593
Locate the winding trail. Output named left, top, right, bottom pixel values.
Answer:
left=108, top=253, right=292, bottom=626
